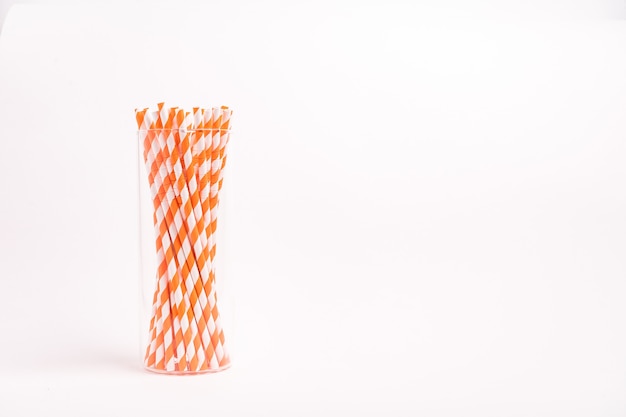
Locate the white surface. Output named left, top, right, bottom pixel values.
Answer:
left=0, top=2, right=625, bottom=415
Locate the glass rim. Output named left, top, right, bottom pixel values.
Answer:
left=137, top=128, right=233, bottom=132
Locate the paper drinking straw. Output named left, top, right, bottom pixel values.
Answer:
left=196, top=108, right=221, bottom=368
left=137, top=109, right=178, bottom=370
left=205, top=106, right=232, bottom=366
left=136, top=109, right=161, bottom=367
left=137, top=108, right=174, bottom=370
left=214, top=107, right=233, bottom=354
left=199, top=108, right=226, bottom=366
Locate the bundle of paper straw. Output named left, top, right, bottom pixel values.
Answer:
left=135, top=103, right=232, bottom=373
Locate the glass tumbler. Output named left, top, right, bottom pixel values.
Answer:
left=135, top=106, right=234, bottom=374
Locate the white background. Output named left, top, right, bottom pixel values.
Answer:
left=0, top=1, right=625, bottom=415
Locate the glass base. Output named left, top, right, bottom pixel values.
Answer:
left=144, top=362, right=231, bottom=375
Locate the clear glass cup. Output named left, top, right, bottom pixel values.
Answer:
left=136, top=125, right=234, bottom=375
